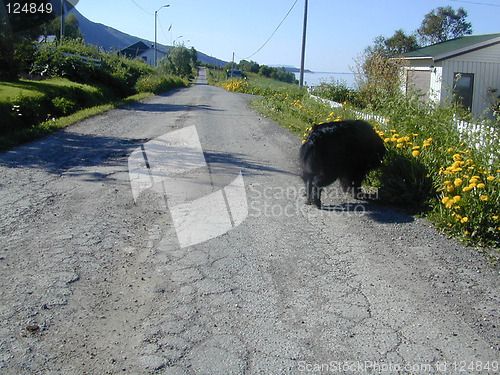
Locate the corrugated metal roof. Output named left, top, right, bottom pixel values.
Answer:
left=404, top=33, right=500, bottom=59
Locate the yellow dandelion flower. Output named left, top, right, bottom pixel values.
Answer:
left=384, top=138, right=391, bottom=143
left=448, top=148, right=454, bottom=152
left=412, top=150, right=420, bottom=157
left=464, top=231, right=470, bottom=235
left=444, top=180, right=452, bottom=186
left=453, top=154, right=462, bottom=161
left=446, top=185, right=455, bottom=193
left=461, top=217, right=469, bottom=223
left=413, top=146, right=421, bottom=150
left=480, top=195, right=489, bottom=201
left=454, top=178, right=463, bottom=187
left=442, top=196, right=450, bottom=204
left=477, top=183, right=486, bottom=189
left=462, top=186, right=473, bottom=192
left=492, top=216, right=499, bottom=220
left=453, top=196, right=461, bottom=203
left=487, top=176, right=495, bottom=181
left=301, top=139, right=306, bottom=144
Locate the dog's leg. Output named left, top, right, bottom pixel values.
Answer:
left=304, top=176, right=318, bottom=206
left=340, top=176, right=364, bottom=199
left=310, top=176, right=323, bottom=208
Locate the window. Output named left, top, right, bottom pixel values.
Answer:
left=453, top=73, right=474, bottom=110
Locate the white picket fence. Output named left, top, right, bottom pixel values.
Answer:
left=309, top=92, right=499, bottom=155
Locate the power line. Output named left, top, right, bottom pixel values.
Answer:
left=243, top=0, right=299, bottom=60
left=129, top=0, right=154, bottom=15
left=449, top=0, right=500, bottom=7
left=157, top=18, right=171, bottom=45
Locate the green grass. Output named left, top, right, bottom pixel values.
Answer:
left=0, top=77, right=115, bottom=134
left=0, top=92, right=154, bottom=151
left=0, top=73, right=187, bottom=151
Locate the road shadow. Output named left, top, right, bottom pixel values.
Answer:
left=125, top=103, right=223, bottom=113
left=204, top=151, right=296, bottom=178
left=320, top=200, right=415, bottom=224
left=0, top=133, right=296, bottom=183
left=0, top=131, right=145, bottom=180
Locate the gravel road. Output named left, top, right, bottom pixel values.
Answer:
left=0, top=68, right=499, bottom=374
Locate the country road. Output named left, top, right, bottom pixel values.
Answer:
left=0, top=68, right=498, bottom=374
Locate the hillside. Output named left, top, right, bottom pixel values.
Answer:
left=70, top=8, right=228, bottom=67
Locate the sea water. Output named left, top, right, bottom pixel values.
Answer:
left=294, top=72, right=357, bottom=88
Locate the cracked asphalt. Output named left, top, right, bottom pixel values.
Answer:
left=0, top=68, right=499, bottom=374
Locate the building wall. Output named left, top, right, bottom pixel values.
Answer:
left=139, top=49, right=167, bottom=67
left=403, top=64, right=443, bottom=103
left=406, top=43, right=500, bottom=119
left=441, top=58, right=500, bottom=118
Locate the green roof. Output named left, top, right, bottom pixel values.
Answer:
left=404, top=33, right=500, bottom=60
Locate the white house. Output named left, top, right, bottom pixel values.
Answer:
left=120, top=41, right=167, bottom=67
left=402, top=33, right=500, bottom=119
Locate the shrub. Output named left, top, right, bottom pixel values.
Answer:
left=432, top=148, right=500, bottom=246
left=368, top=129, right=437, bottom=213
left=29, top=40, right=155, bottom=97
left=135, top=74, right=187, bottom=94
left=311, top=78, right=361, bottom=107
left=52, top=96, right=78, bottom=116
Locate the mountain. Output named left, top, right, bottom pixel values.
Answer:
left=69, top=8, right=228, bottom=67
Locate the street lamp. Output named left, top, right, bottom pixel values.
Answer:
left=155, top=4, right=170, bottom=67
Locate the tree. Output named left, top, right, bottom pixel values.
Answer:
left=41, top=13, right=82, bottom=40
left=159, top=45, right=197, bottom=78
left=384, top=29, right=420, bottom=56
left=0, top=21, right=40, bottom=80
left=417, top=6, right=472, bottom=46
left=354, top=30, right=416, bottom=107
left=365, top=30, right=419, bottom=59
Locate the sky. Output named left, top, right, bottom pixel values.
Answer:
left=75, top=0, right=500, bottom=72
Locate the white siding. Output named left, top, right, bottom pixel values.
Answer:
left=430, top=66, right=443, bottom=103
left=446, top=42, right=500, bottom=63
left=441, top=59, right=500, bottom=119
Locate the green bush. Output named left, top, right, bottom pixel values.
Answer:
left=52, top=96, right=78, bottom=116
left=310, top=78, right=360, bottom=106
left=369, top=146, right=436, bottom=214
left=135, top=74, right=187, bottom=94
left=29, top=40, right=155, bottom=97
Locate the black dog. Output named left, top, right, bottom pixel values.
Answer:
left=299, top=120, right=386, bottom=207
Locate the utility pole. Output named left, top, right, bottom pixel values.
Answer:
left=60, top=0, right=65, bottom=41
left=231, top=52, right=235, bottom=77
left=299, top=0, right=308, bottom=88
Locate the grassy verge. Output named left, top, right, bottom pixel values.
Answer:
left=213, top=71, right=500, bottom=258
left=0, top=92, right=153, bottom=151
left=0, top=75, right=187, bottom=151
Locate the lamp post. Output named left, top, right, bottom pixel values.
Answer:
left=155, top=4, right=170, bottom=67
